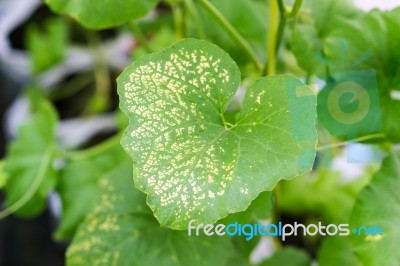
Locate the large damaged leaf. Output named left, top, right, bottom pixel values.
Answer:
left=118, top=38, right=317, bottom=229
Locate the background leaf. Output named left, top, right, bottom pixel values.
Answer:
left=55, top=140, right=128, bottom=240
left=259, top=246, right=311, bottom=266
left=280, top=168, right=372, bottom=225
left=2, top=95, right=58, bottom=217
left=349, top=152, right=400, bottom=266
left=219, top=191, right=272, bottom=263
left=302, top=9, right=400, bottom=142
left=26, top=18, right=69, bottom=74
left=290, top=0, right=359, bottom=75
left=67, top=153, right=236, bottom=266
left=44, top=0, right=160, bottom=29
left=318, top=236, right=362, bottom=266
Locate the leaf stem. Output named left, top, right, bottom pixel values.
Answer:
left=271, top=182, right=282, bottom=250
left=128, top=21, right=152, bottom=53
left=266, top=0, right=303, bottom=76
left=198, top=0, right=263, bottom=71
left=172, top=2, right=185, bottom=40
left=275, top=0, right=287, bottom=54
left=266, top=0, right=280, bottom=75
left=219, top=113, right=231, bottom=129
left=86, top=30, right=111, bottom=114
left=289, top=0, right=303, bottom=17
left=183, top=0, right=206, bottom=39
left=317, top=133, right=385, bottom=151
left=48, top=72, right=94, bottom=101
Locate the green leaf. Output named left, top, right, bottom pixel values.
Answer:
left=290, top=0, right=359, bottom=75
left=220, top=191, right=272, bottom=225
left=1, top=96, right=58, bottom=218
left=349, top=152, right=400, bottom=266
left=318, top=237, right=362, bottom=266
left=133, top=26, right=176, bottom=58
left=280, top=168, right=372, bottom=224
left=315, top=10, right=391, bottom=77
left=55, top=139, right=128, bottom=240
left=67, top=156, right=236, bottom=266
left=26, top=18, right=68, bottom=74
left=302, top=0, right=359, bottom=35
left=118, top=38, right=317, bottom=229
left=44, top=0, right=160, bottom=29
left=259, top=246, right=311, bottom=266
left=220, top=191, right=272, bottom=263
left=381, top=96, right=400, bottom=143
left=307, top=9, right=400, bottom=142
left=290, top=23, right=326, bottom=75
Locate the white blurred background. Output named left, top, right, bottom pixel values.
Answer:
left=354, top=0, right=400, bottom=10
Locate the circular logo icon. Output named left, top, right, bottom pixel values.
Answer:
left=327, top=81, right=370, bottom=125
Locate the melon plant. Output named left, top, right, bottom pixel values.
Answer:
left=0, top=0, right=399, bottom=265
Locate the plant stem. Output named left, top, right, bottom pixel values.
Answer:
left=64, top=133, right=122, bottom=161
left=305, top=75, right=311, bottom=85
left=266, top=0, right=279, bottom=76
left=198, top=0, right=263, bottom=71
left=183, top=0, right=206, bottom=39
left=49, top=72, right=94, bottom=101
left=86, top=30, right=111, bottom=114
left=266, top=0, right=303, bottom=76
left=275, top=0, right=287, bottom=53
left=317, top=133, right=385, bottom=151
left=0, top=146, right=54, bottom=219
left=272, top=182, right=282, bottom=250
left=128, top=21, right=152, bottom=53
left=289, top=0, right=303, bottom=17
left=172, top=2, right=185, bottom=40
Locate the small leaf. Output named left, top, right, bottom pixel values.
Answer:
left=44, top=0, right=160, bottom=29
left=219, top=191, right=272, bottom=225
left=220, top=191, right=272, bottom=263
left=67, top=156, right=235, bottom=266
left=291, top=23, right=326, bottom=75
left=2, top=96, right=58, bottom=217
left=290, top=0, right=359, bottom=75
left=26, top=18, right=68, bottom=74
left=318, top=236, right=362, bottom=266
left=118, top=39, right=317, bottom=229
left=133, top=26, right=176, bottom=58
left=280, top=168, right=372, bottom=224
left=259, top=246, right=311, bottom=266
left=349, top=152, right=400, bottom=266
left=306, top=9, right=400, bottom=142
left=381, top=96, right=400, bottom=143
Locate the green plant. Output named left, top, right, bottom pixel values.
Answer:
left=1, top=0, right=399, bottom=265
